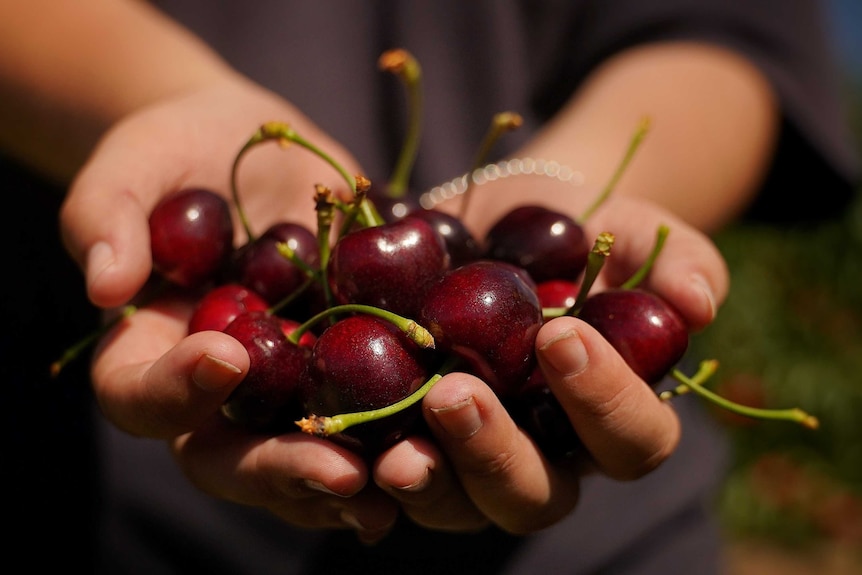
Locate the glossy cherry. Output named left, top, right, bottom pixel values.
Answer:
left=327, top=216, right=450, bottom=318
left=149, top=188, right=235, bottom=288
left=577, top=288, right=689, bottom=385
left=483, top=204, right=589, bottom=283
left=221, top=311, right=313, bottom=431
left=231, top=221, right=320, bottom=307
left=536, top=279, right=580, bottom=309
left=302, top=314, right=435, bottom=456
left=407, top=209, right=481, bottom=268
left=187, top=283, right=269, bottom=334
left=419, top=260, right=543, bottom=398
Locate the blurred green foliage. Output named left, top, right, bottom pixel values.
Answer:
left=692, top=186, right=862, bottom=549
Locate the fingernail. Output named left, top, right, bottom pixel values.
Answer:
left=538, top=328, right=588, bottom=376
left=692, top=274, right=717, bottom=320
left=192, top=353, right=242, bottom=392
left=391, top=467, right=431, bottom=493
left=430, top=396, right=482, bottom=439
left=304, top=479, right=346, bottom=497
left=86, top=241, right=115, bottom=288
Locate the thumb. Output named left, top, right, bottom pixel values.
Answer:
left=535, top=315, right=681, bottom=480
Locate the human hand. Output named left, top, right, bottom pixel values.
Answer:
left=58, top=78, right=406, bottom=536
left=370, top=195, right=727, bottom=535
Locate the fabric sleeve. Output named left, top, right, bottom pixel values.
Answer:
left=534, top=0, right=859, bottom=222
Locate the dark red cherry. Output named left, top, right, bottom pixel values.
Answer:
left=188, top=283, right=269, bottom=334
left=407, top=209, right=481, bottom=268
left=327, top=217, right=450, bottom=318
left=577, top=288, right=689, bottom=385
left=418, top=260, right=543, bottom=398
left=231, top=221, right=320, bottom=308
left=366, top=184, right=422, bottom=223
left=302, top=315, right=435, bottom=456
left=221, top=311, right=312, bottom=431
left=509, top=369, right=584, bottom=460
left=483, top=205, right=589, bottom=283
left=149, top=188, right=234, bottom=288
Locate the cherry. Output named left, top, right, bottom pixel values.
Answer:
left=366, top=189, right=422, bottom=223
left=536, top=279, right=580, bottom=309
left=230, top=221, right=322, bottom=320
left=149, top=188, right=234, bottom=289
left=327, top=216, right=450, bottom=319
left=407, top=209, right=481, bottom=268
left=483, top=205, right=589, bottom=283
left=221, top=311, right=313, bottom=431
left=302, top=314, right=435, bottom=456
left=577, top=288, right=689, bottom=386
left=188, top=283, right=269, bottom=334
left=419, top=260, right=543, bottom=398
left=509, top=370, right=584, bottom=460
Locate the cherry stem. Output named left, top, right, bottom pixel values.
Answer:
left=379, top=49, right=423, bottom=199
left=286, top=303, right=435, bottom=349
left=577, top=116, right=651, bottom=224
left=621, top=224, right=669, bottom=290
left=337, top=175, right=375, bottom=235
left=295, top=355, right=461, bottom=437
left=50, top=304, right=138, bottom=377
left=231, top=121, right=383, bottom=243
left=663, top=360, right=820, bottom=430
left=566, top=231, right=615, bottom=317
left=296, top=373, right=442, bottom=437
left=458, top=111, right=524, bottom=221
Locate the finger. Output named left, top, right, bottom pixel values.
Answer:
left=587, top=197, right=728, bottom=331
left=91, top=297, right=250, bottom=438
left=373, top=435, right=489, bottom=532
left=173, top=417, right=398, bottom=539
left=60, top=171, right=154, bottom=309
left=421, top=373, right=581, bottom=534
left=536, top=315, right=681, bottom=480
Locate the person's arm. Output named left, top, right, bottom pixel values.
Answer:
left=0, top=0, right=234, bottom=182
left=458, top=41, right=778, bottom=237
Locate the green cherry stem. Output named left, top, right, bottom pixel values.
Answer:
left=458, top=111, right=524, bottom=221
left=295, top=355, right=461, bottom=437
left=577, top=116, right=651, bottom=224
left=663, top=360, right=820, bottom=430
left=230, top=121, right=384, bottom=243
left=286, top=303, right=435, bottom=350
left=620, top=224, right=669, bottom=290
left=51, top=304, right=138, bottom=377
left=565, top=231, right=615, bottom=317
left=297, top=374, right=442, bottom=437
left=379, top=48, right=423, bottom=199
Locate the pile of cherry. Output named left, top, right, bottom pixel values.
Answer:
left=126, top=117, right=816, bottom=461
left=53, top=49, right=816, bottom=460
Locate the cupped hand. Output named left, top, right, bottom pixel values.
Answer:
left=59, top=77, right=401, bottom=537
left=371, top=195, right=727, bottom=535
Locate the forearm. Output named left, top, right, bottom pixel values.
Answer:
left=460, top=41, right=779, bottom=236
left=0, top=0, right=236, bottom=183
